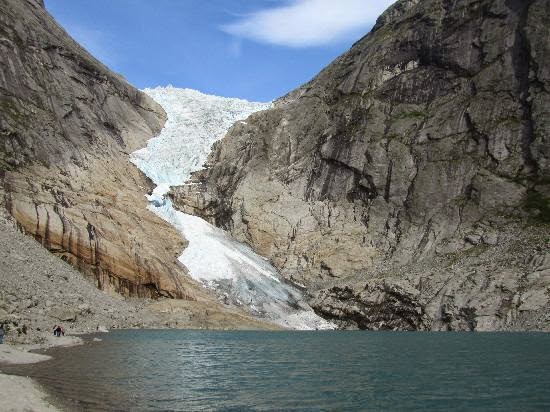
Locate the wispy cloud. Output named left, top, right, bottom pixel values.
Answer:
left=222, top=0, right=397, bottom=48
left=228, top=38, right=243, bottom=58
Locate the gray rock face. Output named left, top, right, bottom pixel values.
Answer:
left=174, top=0, right=550, bottom=330
left=310, top=224, right=550, bottom=331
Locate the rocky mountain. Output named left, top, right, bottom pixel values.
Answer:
left=0, top=0, right=193, bottom=299
left=0, top=0, right=270, bottom=325
left=0, top=0, right=304, bottom=333
left=174, top=0, right=550, bottom=331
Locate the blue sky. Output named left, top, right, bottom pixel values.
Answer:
left=45, top=0, right=395, bottom=102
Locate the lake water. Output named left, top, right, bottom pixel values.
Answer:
left=6, top=330, right=550, bottom=411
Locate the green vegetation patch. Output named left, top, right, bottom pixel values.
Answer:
left=446, top=243, right=490, bottom=267
left=393, top=110, right=429, bottom=121
left=525, top=190, right=550, bottom=223
left=0, top=97, right=28, bottom=126
left=508, top=174, right=550, bottom=187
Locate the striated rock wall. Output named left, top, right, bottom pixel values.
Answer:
left=310, top=224, right=550, bottom=331
left=0, top=0, right=198, bottom=299
left=173, top=0, right=550, bottom=329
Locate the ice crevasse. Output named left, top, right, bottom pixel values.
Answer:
left=131, top=86, right=334, bottom=330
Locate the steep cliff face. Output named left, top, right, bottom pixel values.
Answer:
left=174, top=0, right=550, bottom=330
left=0, top=0, right=194, bottom=298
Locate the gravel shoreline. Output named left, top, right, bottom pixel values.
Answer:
left=0, top=337, right=83, bottom=412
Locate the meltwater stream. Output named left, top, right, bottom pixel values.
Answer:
left=130, top=87, right=333, bottom=330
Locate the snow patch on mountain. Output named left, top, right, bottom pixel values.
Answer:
left=131, top=86, right=334, bottom=330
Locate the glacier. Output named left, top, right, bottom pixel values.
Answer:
left=131, top=86, right=334, bottom=330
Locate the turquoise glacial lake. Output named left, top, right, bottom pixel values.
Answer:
left=7, top=330, right=550, bottom=411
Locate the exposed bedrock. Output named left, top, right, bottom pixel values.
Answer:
left=172, top=0, right=550, bottom=329
left=0, top=0, right=198, bottom=299
left=310, top=225, right=550, bottom=331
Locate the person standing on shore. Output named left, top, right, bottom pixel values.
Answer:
left=53, top=325, right=63, bottom=337
left=0, top=324, right=5, bottom=344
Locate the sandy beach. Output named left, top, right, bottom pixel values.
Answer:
left=0, top=373, right=59, bottom=412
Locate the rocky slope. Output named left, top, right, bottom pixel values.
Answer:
left=174, top=0, right=550, bottom=330
left=0, top=0, right=197, bottom=299
left=0, top=212, right=274, bottom=346
left=0, top=0, right=293, bottom=331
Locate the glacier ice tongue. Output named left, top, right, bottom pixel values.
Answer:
left=131, top=87, right=271, bottom=188
left=131, top=86, right=334, bottom=330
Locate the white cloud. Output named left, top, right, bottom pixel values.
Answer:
left=222, top=0, right=397, bottom=48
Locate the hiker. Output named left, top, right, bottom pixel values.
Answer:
left=53, top=325, right=63, bottom=337
left=0, top=324, right=5, bottom=344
